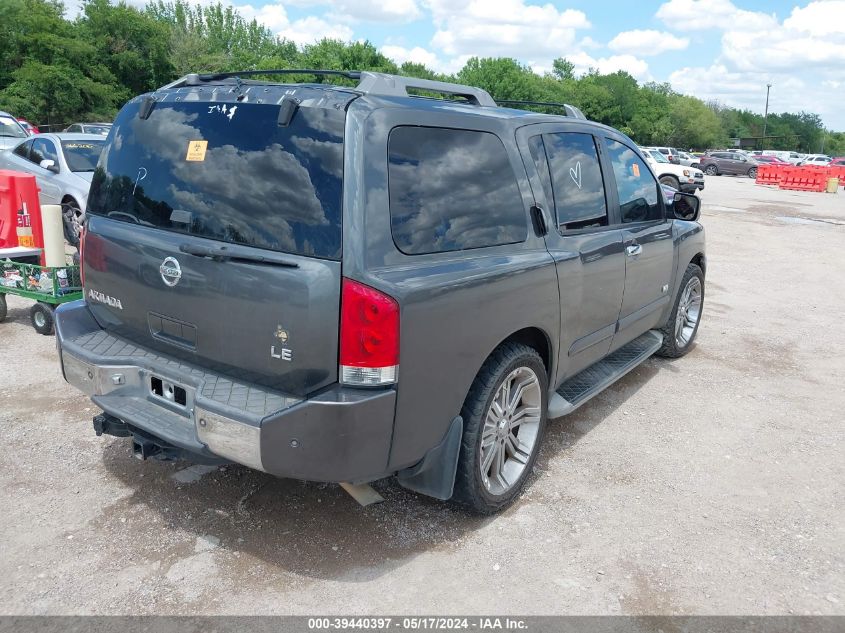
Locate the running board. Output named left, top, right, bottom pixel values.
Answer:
left=547, top=330, right=663, bottom=419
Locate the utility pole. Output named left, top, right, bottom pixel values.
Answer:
left=761, top=83, right=771, bottom=150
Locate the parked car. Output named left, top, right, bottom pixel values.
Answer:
left=54, top=71, right=706, bottom=514
left=699, top=151, right=759, bottom=178
left=0, top=133, right=105, bottom=220
left=676, top=151, right=700, bottom=168
left=63, top=122, right=112, bottom=136
left=830, top=157, right=845, bottom=166
left=641, top=148, right=705, bottom=192
left=797, top=154, right=831, bottom=166
left=0, top=110, right=29, bottom=151
left=651, top=146, right=682, bottom=164
left=758, top=150, right=803, bottom=164
left=17, top=119, right=40, bottom=135
left=754, top=155, right=791, bottom=166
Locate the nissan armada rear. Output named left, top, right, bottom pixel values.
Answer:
left=55, top=71, right=706, bottom=514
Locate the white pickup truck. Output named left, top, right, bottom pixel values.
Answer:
left=640, top=147, right=705, bottom=193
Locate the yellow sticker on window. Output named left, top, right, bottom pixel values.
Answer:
left=632, top=163, right=640, bottom=178
left=186, top=140, right=208, bottom=162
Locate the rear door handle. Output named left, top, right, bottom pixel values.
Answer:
left=626, top=244, right=642, bottom=257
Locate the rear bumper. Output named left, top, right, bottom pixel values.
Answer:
left=54, top=300, right=396, bottom=483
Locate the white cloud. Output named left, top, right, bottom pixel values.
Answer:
left=427, top=0, right=591, bottom=60
left=379, top=45, right=470, bottom=74
left=237, top=3, right=355, bottom=43
left=238, top=2, right=290, bottom=32
left=608, top=30, right=689, bottom=56
left=656, top=0, right=777, bottom=31
left=577, top=36, right=602, bottom=50
left=783, top=1, right=845, bottom=36
left=277, top=15, right=354, bottom=45
left=710, top=1, right=845, bottom=77
left=285, top=0, right=422, bottom=23
left=380, top=45, right=440, bottom=68
left=667, top=63, right=845, bottom=130
left=568, top=53, right=650, bottom=80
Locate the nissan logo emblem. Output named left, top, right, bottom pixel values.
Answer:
left=159, top=256, right=182, bottom=287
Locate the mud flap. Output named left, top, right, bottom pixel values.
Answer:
left=396, top=416, right=463, bottom=500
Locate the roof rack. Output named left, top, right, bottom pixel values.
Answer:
left=159, top=69, right=497, bottom=107
left=496, top=100, right=587, bottom=119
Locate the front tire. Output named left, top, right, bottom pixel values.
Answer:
left=452, top=342, right=548, bottom=514
left=748, top=167, right=758, bottom=179
left=0, top=294, right=6, bottom=322
left=659, top=175, right=680, bottom=190
left=657, top=263, right=704, bottom=358
left=704, top=165, right=718, bottom=176
left=30, top=302, right=54, bottom=335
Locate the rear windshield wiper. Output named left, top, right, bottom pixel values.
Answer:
left=179, top=243, right=299, bottom=268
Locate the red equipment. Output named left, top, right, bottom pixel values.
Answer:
left=0, top=170, right=45, bottom=260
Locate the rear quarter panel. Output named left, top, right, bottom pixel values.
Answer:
left=343, top=102, right=559, bottom=470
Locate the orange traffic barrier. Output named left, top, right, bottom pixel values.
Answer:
left=827, top=165, right=845, bottom=185
left=778, top=166, right=827, bottom=192
left=0, top=170, right=45, bottom=252
left=755, top=164, right=787, bottom=185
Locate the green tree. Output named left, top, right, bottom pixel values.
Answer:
left=80, top=0, right=173, bottom=96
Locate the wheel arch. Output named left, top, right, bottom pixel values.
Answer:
left=493, top=326, right=554, bottom=383
left=690, top=252, right=706, bottom=276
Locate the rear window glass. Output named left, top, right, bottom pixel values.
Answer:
left=87, top=101, right=344, bottom=259
left=62, top=140, right=104, bottom=172
left=388, top=126, right=526, bottom=255
left=0, top=116, right=26, bottom=139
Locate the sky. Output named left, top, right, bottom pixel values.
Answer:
left=67, top=0, right=845, bottom=130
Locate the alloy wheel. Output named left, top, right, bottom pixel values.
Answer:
left=479, top=366, right=542, bottom=496
left=675, top=276, right=702, bottom=347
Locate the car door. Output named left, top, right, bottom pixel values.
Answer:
left=603, top=137, right=675, bottom=349
left=2, top=138, right=34, bottom=172
left=730, top=153, right=748, bottom=174
left=517, top=124, right=626, bottom=382
left=28, top=138, right=62, bottom=205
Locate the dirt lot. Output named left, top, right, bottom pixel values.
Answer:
left=0, top=176, right=843, bottom=615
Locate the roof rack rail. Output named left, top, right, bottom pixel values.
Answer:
left=496, top=100, right=587, bottom=119
left=158, top=69, right=497, bottom=107
left=160, top=69, right=361, bottom=90
left=355, top=72, right=496, bottom=107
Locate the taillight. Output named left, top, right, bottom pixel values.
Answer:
left=339, top=278, right=399, bottom=386
left=78, top=225, right=86, bottom=285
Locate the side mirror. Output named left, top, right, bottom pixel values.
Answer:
left=40, top=159, right=58, bottom=173
left=673, top=192, right=700, bottom=221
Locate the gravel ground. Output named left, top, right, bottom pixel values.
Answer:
left=0, top=176, right=843, bottom=615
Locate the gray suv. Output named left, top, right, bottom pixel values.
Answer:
left=54, top=71, right=706, bottom=514
left=699, top=151, right=759, bottom=178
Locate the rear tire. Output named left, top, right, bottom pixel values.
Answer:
left=452, top=342, right=548, bottom=514
left=30, top=302, right=54, bottom=335
left=0, top=294, right=6, bottom=322
left=704, top=165, right=718, bottom=176
left=657, top=263, right=704, bottom=358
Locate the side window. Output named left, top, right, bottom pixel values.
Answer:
left=604, top=138, right=662, bottom=224
left=542, top=132, right=608, bottom=230
left=13, top=140, right=32, bottom=160
left=68, top=124, right=80, bottom=133
left=388, top=126, right=527, bottom=255
left=32, top=139, right=58, bottom=166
